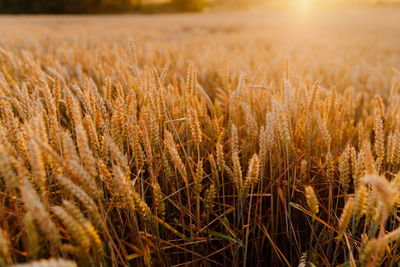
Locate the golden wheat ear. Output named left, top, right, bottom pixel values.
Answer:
left=11, top=258, right=78, bottom=267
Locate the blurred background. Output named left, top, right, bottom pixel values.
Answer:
left=0, top=0, right=399, bottom=14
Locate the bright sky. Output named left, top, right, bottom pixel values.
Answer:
left=260, top=0, right=400, bottom=9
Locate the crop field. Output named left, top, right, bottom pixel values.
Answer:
left=0, top=6, right=400, bottom=266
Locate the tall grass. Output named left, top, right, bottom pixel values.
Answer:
left=0, top=9, right=400, bottom=266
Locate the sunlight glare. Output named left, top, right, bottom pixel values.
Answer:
left=293, top=0, right=313, bottom=10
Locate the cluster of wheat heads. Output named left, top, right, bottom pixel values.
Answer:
left=0, top=11, right=400, bottom=267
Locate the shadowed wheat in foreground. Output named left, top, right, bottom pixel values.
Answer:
left=0, top=7, right=400, bottom=266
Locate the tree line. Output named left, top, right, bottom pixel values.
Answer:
left=0, top=0, right=231, bottom=13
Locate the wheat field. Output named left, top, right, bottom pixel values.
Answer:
left=0, top=6, right=400, bottom=266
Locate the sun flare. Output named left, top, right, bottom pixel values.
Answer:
left=295, top=0, right=313, bottom=8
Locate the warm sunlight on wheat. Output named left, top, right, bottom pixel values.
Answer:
left=0, top=5, right=399, bottom=267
